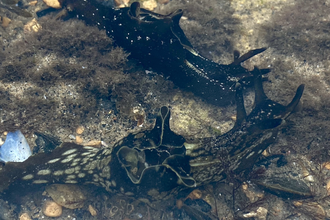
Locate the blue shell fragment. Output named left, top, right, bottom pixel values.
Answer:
left=0, top=130, right=31, bottom=163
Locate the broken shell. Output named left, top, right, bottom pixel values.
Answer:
left=24, top=18, right=41, bottom=32
left=301, top=166, right=315, bottom=182
left=243, top=207, right=268, bottom=220
left=255, top=177, right=312, bottom=199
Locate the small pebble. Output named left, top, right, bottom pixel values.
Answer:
left=88, top=205, right=97, bottom=216
left=42, top=200, right=62, bottom=217
left=42, top=0, right=61, bottom=8
left=28, top=0, right=37, bottom=5
left=262, top=149, right=269, bottom=157
left=1, top=17, right=11, bottom=28
left=76, top=136, right=83, bottom=144
left=76, top=126, right=85, bottom=135
left=19, top=213, right=32, bottom=220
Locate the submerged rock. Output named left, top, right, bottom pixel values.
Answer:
left=45, top=184, right=87, bottom=209
left=42, top=200, right=62, bottom=217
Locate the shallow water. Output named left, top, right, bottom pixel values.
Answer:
left=0, top=0, right=329, bottom=219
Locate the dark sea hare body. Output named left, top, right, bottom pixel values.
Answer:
left=57, top=0, right=269, bottom=106
left=0, top=73, right=304, bottom=201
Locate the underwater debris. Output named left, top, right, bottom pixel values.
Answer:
left=0, top=130, right=31, bottom=163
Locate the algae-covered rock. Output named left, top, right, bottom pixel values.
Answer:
left=45, top=184, right=87, bottom=209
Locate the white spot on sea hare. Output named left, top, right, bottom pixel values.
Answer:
left=62, top=149, right=77, bottom=156
left=64, top=168, right=75, bottom=174
left=37, top=169, right=51, bottom=175
left=53, top=170, right=64, bottom=176
left=48, top=158, right=61, bottom=164
left=66, top=175, right=76, bottom=179
left=77, top=173, right=86, bottom=178
left=33, top=180, right=48, bottom=184
left=61, top=157, right=75, bottom=163
left=22, top=174, right=34, bottom=180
